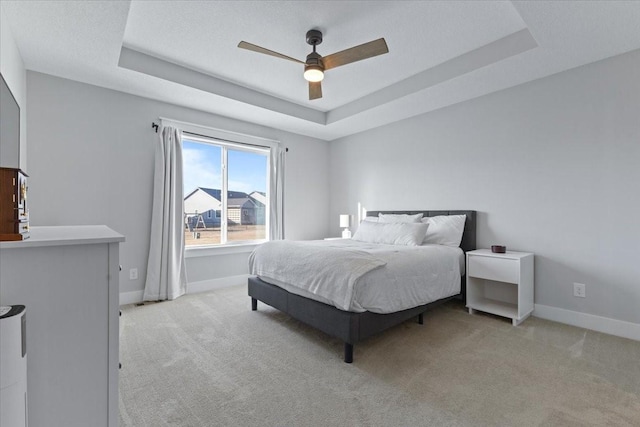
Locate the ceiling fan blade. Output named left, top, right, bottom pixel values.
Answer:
left=309, top=81, right=322, bottom=100
left=323, top=38, right=389, bottom=71
left=238, top=41, right=304, bottom=65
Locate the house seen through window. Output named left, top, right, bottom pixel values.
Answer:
left=183, top=135, right=269, bottom=247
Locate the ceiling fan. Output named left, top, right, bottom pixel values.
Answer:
left=238, top=30, right=389, bottom=100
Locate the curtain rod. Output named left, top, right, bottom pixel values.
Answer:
left=151, top=121, right=288, bottom=152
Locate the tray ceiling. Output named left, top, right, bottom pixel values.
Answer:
left=2, top=1, right=640, bottom=141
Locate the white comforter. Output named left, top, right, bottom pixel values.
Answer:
left=249, top=239, right=462, bottom=314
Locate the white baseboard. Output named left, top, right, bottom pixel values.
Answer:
left=187, top=274, right=249, bottom=294
left=120, top=290, right=144, bottom=306
left=119, top=275, right=249, bottom=305
left=534, top=304, right=640, bottom=342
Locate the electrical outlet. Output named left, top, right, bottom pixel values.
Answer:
left=129, top=268, right=138, bottom=281
left=573, top=283, right=586, bottom=298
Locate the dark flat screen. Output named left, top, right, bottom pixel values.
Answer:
left=0, top=73, right=21, bottom=168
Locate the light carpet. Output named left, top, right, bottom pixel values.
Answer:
left=119, top=285, right=640, bottom=426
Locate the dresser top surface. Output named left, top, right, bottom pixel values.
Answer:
left=0, top=225, right=125, bottom=249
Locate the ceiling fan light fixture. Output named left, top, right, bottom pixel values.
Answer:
left=304, top=64, right=324, bottom=82
left=238, top=29, right=388, bottom=100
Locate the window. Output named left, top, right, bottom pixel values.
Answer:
left=183, top=134, right=269, bottom=247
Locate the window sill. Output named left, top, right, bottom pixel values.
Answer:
left=185, top=241, right=265, bottom=258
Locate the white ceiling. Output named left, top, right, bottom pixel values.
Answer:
left=2, top=1, right=640, bottom=141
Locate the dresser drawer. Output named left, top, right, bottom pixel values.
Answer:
left=468, top=255, right=519, bottom=284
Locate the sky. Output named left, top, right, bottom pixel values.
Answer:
left=182, top=139, right=267, bottom=196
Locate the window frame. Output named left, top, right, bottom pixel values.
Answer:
left=162, top=118, right=279, bottom=254
left=183, top=134, right=269, bottom=247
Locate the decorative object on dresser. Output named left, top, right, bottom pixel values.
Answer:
left=491, top=245, right=506, bottom=253
left=0, top=167, right=29, bottom=241
left=466, top=249, right=534, bottom=326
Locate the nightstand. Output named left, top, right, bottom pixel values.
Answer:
left=466, top=249, right=534, bottom=326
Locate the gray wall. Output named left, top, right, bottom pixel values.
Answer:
left=26, top=72, right=330, bottom=298
left=329, top=49, right=640, bottom=325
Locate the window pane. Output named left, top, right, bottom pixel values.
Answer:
left=227, top=149, right=268, bottom=242
left=183, top=139, right=222, bottom=246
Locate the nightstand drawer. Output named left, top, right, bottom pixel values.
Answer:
left=468, top=256, right=519, bottom=283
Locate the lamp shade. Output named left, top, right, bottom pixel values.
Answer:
left=339, top=215, right=351, bottom=228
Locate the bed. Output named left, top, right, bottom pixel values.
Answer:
left=248, top=210, right=476, bottom=363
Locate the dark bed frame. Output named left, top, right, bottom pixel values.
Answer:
left=248, top=210, right=477, bottom=363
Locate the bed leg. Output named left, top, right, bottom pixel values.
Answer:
left=344, top=343, right=353, bottom=364
left=251, top=298, right=257, bottom=311
left=418, top=313, right=424, bottom=325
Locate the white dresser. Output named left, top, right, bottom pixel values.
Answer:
left=0, top=226, right=124, bottom=427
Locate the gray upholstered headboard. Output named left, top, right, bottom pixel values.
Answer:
left=365, top=210, right=477, bottom=253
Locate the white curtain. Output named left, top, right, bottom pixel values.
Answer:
left=143, top=126, right=188, bottom=301
left=269, top=146, right=286, bottom=240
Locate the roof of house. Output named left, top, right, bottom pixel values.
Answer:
left=249, top=191, right=266, bottom=207
left=227, top=197, right=256, bottom=208
left=185, top=187, right=251, bottom=200
left=201, top=188, right=249, bottom=200
left=185, top=188, right=260, bottom=209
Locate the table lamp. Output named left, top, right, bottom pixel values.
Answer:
left=340, top=214, right=351, bottom=238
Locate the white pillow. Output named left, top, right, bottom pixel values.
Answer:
left=378, top=213, right=423, bottom=223
left=361, top=216, right=379, bottom=223
left=421, top=215, right=466, bottom=247
left=353, top=221, right=429, bottom=246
